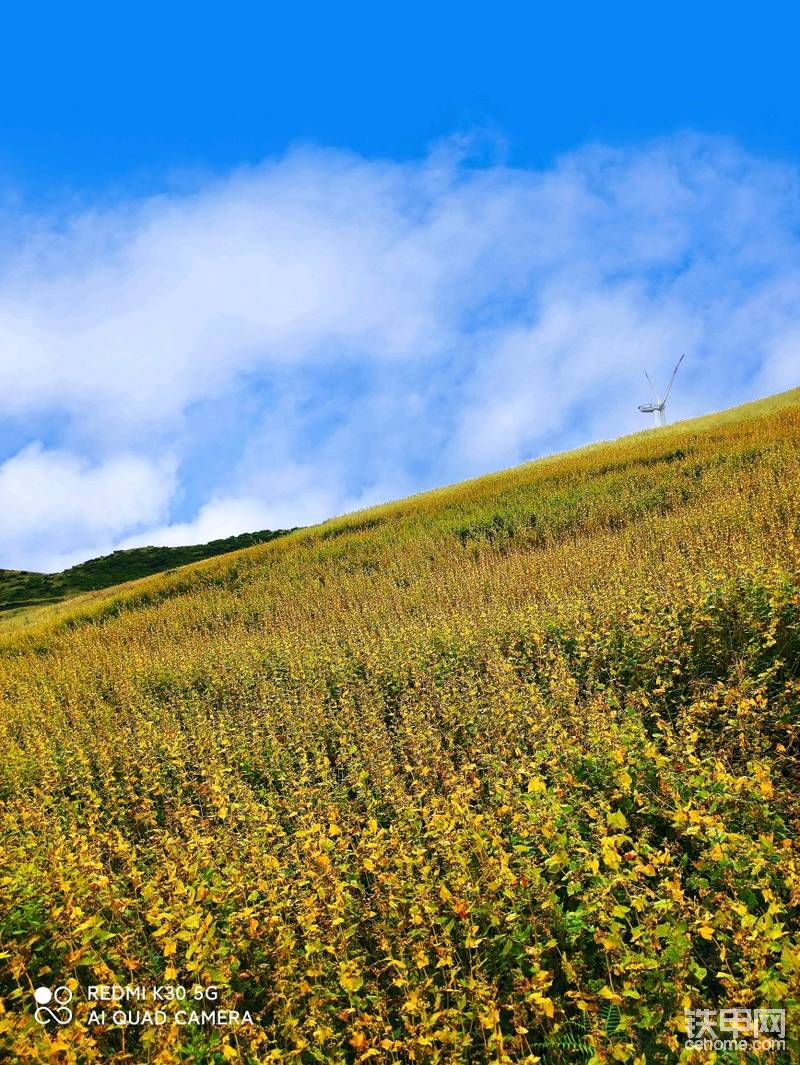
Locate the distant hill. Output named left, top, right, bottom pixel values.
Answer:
left=0, top=528, right=293, bottom=613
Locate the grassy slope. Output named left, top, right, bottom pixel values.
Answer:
left=0, top=528, right=293, bottom=618
left=6, top=385, right=797, bottom=638
left=0, top=387, right=799, bottom=1063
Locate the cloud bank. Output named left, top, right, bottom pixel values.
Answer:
left=1, top=134, right=798, bottom=570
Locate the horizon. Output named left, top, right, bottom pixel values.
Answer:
left=7, top=380, right=798, bottom=576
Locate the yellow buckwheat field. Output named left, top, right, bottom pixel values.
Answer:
left=1, top=390, right=799, bottom=1064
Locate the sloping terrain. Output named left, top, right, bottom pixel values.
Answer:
left=0, top=528, right=292, bottom=617
left=0, top=389, right=798, bottom=1063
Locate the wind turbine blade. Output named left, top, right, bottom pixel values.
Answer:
left=644, top=369, right=659, bottom=404
left=662, top=353, right=685, bottom=404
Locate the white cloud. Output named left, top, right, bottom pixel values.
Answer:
left=454, top=287, right=701, bottom=469
left=0, top=133, right=798, bottom=569
left=120, top=489, right=324, bottom=550
left=0, top=444, right=175, bottom=571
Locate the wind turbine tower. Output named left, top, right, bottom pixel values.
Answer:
left=638, top=354, right=685, bottom=427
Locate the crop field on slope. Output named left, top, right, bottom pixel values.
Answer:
left=0, top=391, right=799, bottom=1064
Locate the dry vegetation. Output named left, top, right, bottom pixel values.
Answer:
left=1, top=390, right=799, bottom=1063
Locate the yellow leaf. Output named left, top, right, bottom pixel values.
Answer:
left=339, top=964, right=364, bottom=993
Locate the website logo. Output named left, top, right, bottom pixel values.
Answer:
left=684, top=1007, right=785, bottom=1053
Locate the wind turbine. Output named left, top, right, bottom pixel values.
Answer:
left=638, top=353, right=685, bottom=427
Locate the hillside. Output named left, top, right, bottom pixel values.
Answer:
left=0, top=528, right=293, bottom=617
left=1, top=389, right=799, bottom=1063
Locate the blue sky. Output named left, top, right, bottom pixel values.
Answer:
left=3, top=2, right=800, bottom=196
left=1, top=2, right=799, bottom=569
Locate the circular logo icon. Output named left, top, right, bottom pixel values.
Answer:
left=33, top=985, right=73, bottom=1025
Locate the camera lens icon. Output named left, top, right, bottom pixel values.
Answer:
left=33, top=985, right=73, bottom=1024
